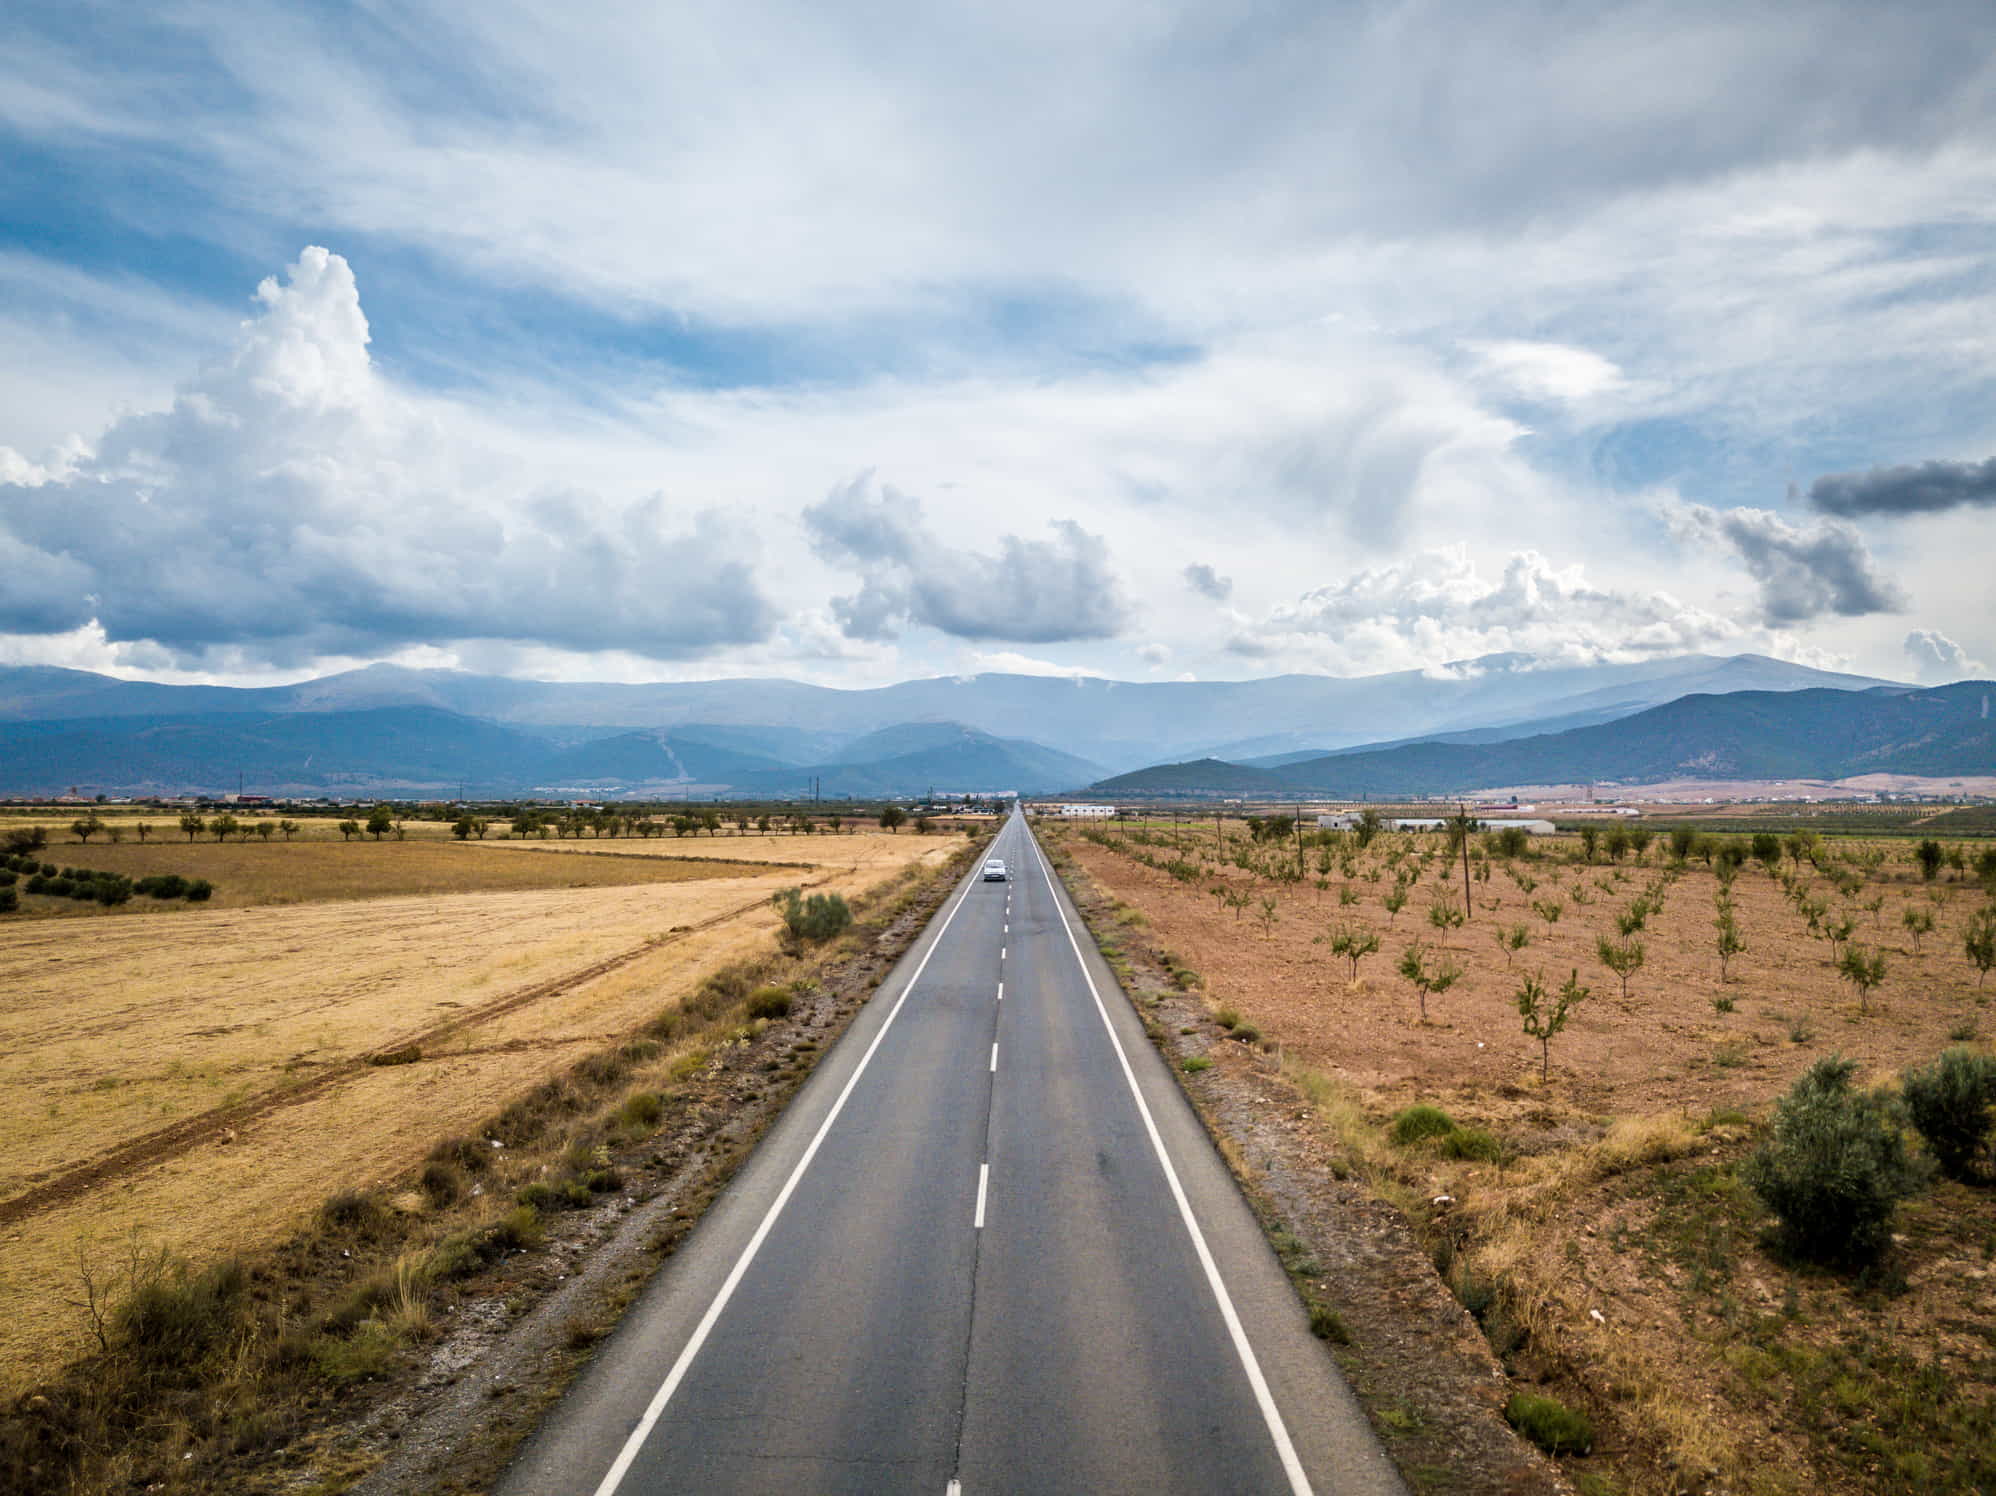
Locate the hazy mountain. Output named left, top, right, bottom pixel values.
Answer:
left=0, top=653, right=1899, bottom=774
left=0, top=707, right=550, bottom=798
left=726, top=724, right=1106, bottom=799
left=1089, top=758, right=1294, bottom=796
left=527, top=731, right=798, bottom=790
left=1091, top=683, right=1996, bottom=797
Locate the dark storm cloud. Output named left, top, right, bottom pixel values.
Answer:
left=1809, top=456, right=1996, bottom=517
left=1669, top=504, right=1904, bottom=625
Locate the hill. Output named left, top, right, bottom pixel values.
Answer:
left=1086, top=758, right=1294, bottom=797
left=1269, top=682, right=1996, bottom=795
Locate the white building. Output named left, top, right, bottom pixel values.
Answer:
left=1316, top=813, right=1360, bottom=830
left=1478, top=818, right=1557, bottom=836
left=1056, top=803, right=1119, bottom=818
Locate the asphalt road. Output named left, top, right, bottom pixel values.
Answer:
left=499, top=813, right=1403, bottom=1496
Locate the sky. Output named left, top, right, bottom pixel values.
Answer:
left=1, top=0, right=1993, bottom=691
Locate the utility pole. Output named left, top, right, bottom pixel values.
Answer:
left=1458, top=801, right=1473, bottom=920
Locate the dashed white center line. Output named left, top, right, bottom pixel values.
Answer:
left=995, top=981, right=1003, bottom=1001
left=973, top=1163, right=989, bottom=1229
left=989, top=1042, right=998, bottom=1072
left=1000, top=946, right=1006, bottom=960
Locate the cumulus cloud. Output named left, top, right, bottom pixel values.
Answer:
left=1903, top=628, right=1986, bottom=683
left=0, top=248, right=774, bottom=665
left=803, top=474, right=1129, bottom=644
left=1182, top=562, right=1232, bottom=601
left=1666, top=502, right=1904, bottom=624
left=1228, top=547, right=1736, bottom=674
left=1809, top=456, right=1996, bottom=517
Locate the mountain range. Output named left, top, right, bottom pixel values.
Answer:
left=0, top=653, right=1946, bottom=800
left=1088, top=682, right=1996, bottom=798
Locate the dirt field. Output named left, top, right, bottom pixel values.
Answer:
left=1059, top=821, right=1996, bottom=1495
left=0, top=830, right=955, bottom=1390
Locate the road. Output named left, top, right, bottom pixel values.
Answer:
left=499, top=813, right=1403, bottom=1496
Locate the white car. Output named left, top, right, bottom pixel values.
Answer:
left=981, top=859, right=1008, bottom=882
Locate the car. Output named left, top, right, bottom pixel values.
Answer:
left=981, top=859, right=1008, bottom=882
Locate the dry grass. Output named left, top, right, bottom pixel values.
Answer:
left=2, top=838, right=761, bottom=915
left=0, top=829, right=954, bottom=1390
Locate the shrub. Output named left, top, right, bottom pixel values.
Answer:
left=419, top=1160, right=463, bottom=1205
left=616, top=1091, right=665, bottom=1130
left=773, top=887, right=853, bottom=941
left=486, top=1204, right=542, bottom=1252
left=0, top=888, right=14, bottom=914
left=1440, top=1126, right=1503, bottom=1162
left=1389, top=1104, right=1457, bottom=1146
left=1181, top=1056, right=1213, bottom=1073
left=319, top=1190, right=386, bottom=1234
left=1505, top=1392, right=1593, bottom=1455
left=428, top=1135, right=492, bottom=1175
left=1901, top=1047, right=1996, bottom=1180
left=1213, top=1006, right=1241, bottom=1030
left=1229, top=1022, right=1261, bottom=1045
left=746, top=986, right=793, bottom=1020
left=113, top=1256, right=250, bottom=1375
left=137, top=873, right=188, bottom=899
left=184, top=878, right=214, bottom=902
left=1743, top=1055, right=1925, bottom=1265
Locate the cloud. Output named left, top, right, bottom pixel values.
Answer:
left=1464, top=340, right=1624, bottom=403
left=965, top=650, right=1109, bottom=679
left=0, top=249, right=775, bottom=665
left=1666, top=502, right=1904, bottom=624
left=803, top=474, right=1129, bottom=644
left=1809, top=456, right=1996, bottom=517
left=1182, top=562, right=1232, bottom=601
left=1228, top=547, right=1736, bottom=674
left=1903, top=628, right=1986, bottom=682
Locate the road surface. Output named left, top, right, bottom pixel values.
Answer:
left=499, top=813, right=1403, bottom=1495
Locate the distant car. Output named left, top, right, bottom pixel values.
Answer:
left=981, top=859, right=1008, bottom=882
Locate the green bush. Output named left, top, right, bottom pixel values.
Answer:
left=746, top=986, right=793, bottom=1020
left=1389, top=1104, right=1458, bottom=1146
left=185, top=878, right=214, bottom=902
left=0, top=888, right=14, bottom=914
left=616, top=1091, right=665, bottom=1130
left=1181, top=1056, right=1213, bottom=1073
left=1440, top=1126, right=1503, bottom=1162
left=1743, top=1055, right=1925, bottom=1265
left=772, top=887, right=853, bottom=941
left=1505, top=1392, right=1593, bottom=1455
left=1901, top=1047, right=1996, bottom=1180
left=1229, top=1022, right=1261, bottom=1045
left=419, top=1159, right=463, bottom=1205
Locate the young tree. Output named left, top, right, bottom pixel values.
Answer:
left=1381, top=886, right=1408, bottom=922
left=453, top=814, right=476, bottom=840
left=1715, top=909, right=1746, bottom=981
left=1516, top=969, right=1590, bottom=1081
left=337, top=819, right=361, bottom=841
left=366, top=805, right=394, bottom=841
left=1324, top=925, right=1380, bottom=982
left=1901, top=905, right=1934, bottom=954
left=879, top=806, right=907, bottom=834
left=253, top=821, right=275, bottom=843
left=1837, top=946, right=1887, bottom=1013
left=1578, top=826, right=1600, bottom=863
left=1964, top=905, right=1996, bottom=986
left=70, top=815, right=105, bottom=844
left=209, top=812, right=240, bottom=843
left=1595, top=935, right=1645, bottom=1001
left=1531, top=897, right=1564, bottom=935
left=1256, top=896, right=1279, bottom=938
left=1426, top=896, right=1465, bottom=948
left=1496, top=923, right=1531, bottom=967
left=135, top=822, right=152, bottom=843
left=277, top=819, right=299, bottom=841
left=1397, top=943, right=1462, bottom=1022
left=1916, top=839, right=1945, bottom=882
left=1354, top=808, right=1383, bottom=849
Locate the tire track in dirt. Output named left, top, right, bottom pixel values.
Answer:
left=0, top=880, right=820, bottom=1232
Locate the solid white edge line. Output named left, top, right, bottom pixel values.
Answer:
left=1025, top=831, right=1315, bottom=1496
left=974, top=1162, right=989, bottom=1229
left=587, top=860, right=986, bottom=1496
